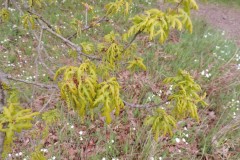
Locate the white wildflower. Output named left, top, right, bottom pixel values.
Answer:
left=175, top=138, right=180, bottom=143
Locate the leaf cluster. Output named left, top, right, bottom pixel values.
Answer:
left=163, top=70, right=208, bottom=121
left=22, top=13, right=38, bottom=29
left=41, top=109, right=60, bottom=125
left=0, top=92, right=39, bottom=158
left=125, top=0, right=198, bottom=43
left=144, top=108, right=176, bottom=140
left=0, top=8, right=10, bottom=22
left=145, top=70, right=207, bottom=139
left=54, top=60, right=124, bottom=124
left=70, top=18, right=83, bottom=38
left=127, top=57, right=147, bottom=71
left=105, top=0, right=131, bottom=15
left=28, top=0, right=43, bottom=8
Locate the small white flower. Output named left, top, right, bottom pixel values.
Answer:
left=79, top=131, right=83, bottom=135
left=185, top=134, right=189, bottom=138
left=133, top=127, right=136, bottom=131
left=175, top=138, right=180, bottom=143
left=19, top=152, right=23, bottom=156
left=52, top=156, right=56, bottom=160
left=80, top=137, right=83, bottom=141
left=182, top=138, right=186, bottom=142
left=150, top=157, right=154, bottom=160
left=15, top=153, right=19, bottom=157
left=237, top=64, right=240, bottom=70
left=159, top=157, right=163, bottom=160
left=70, top=125, right=74, bottom=129
left=8, top=154, right=11, bottom=157
left=102, top=158, right=106, bottom=160
left=111, top=140, right=114, bottom=143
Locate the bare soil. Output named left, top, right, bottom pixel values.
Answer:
left=195, top=3, right=240, bottom=46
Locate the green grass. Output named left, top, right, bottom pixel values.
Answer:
left=0, top=0, right=239, bottom=159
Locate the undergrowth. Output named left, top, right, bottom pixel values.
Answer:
left=0, top=0, right=239, bottom=159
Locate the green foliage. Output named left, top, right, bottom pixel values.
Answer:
left=144, top=108, right=176, bottom=140
left=98, top=31, right=136, bottom=70
left=13, top=0, right=207, bottom=142
left=0, top=8, right=10, bottom=22
left=52, top=0, right=207, bottom=140
left=80, top=42, right=94, bottom=54
left=54, top=60, right=124, bottom=124
left=145, top=70, right=207, bottom=140
left=105, top=0, right=132, bottom=15
left=22, top=13, right=38, bottom=29
left=163, top=70, right=208, bottom=121
left=30, top=151, right=47, bottom=160
left=94, top=77, right=124, bottom=124
left=125, top=0, right=198, bottom=43
left=28, top=0, right=43, bottom=8
left=68, top=49, right=78, bottom=59
left=41, top=109, right=60, bottom=124
left=127, top=57, right=147, bottom=71
left=0, top=92, right=39, bottom=158
left=70, top=18, right=82, bottom=38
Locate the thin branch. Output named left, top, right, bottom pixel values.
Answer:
left=38, top=53, right=55, bottom=77
left=173, top=0, right=184, bottom=11
left=28, top=10, right=101, bottom=60
left=67, top=15, right=108, bottom=40
left=39, top=92, right=55, bottom=112
left=124, top=31, right=141, bottom=51
left=30, top=28, right=43, bottom=107
left=27, top=10, right=56, bottom=32
left=6, top=75, right=57, bottom=89
left=43, top=27, right=100, bottom=60
left=123, top=99, right=169, bottom=108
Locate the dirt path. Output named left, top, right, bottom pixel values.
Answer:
left=195, top=3, right=240, bottom=46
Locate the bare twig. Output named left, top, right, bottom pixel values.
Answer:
left=174, top=0, right=184, bottom=11
left=67, top=15, right=108, bottom=40
left=27, top=10, right=56, bottom=32
left=6, top=75, right=57, bottom=89
left=123, top=99, right=169, bottom=108
left=124, top=31, right=141, bottom=51
left=39, top=92, right=55, bottom=112
left=30, top=28, right=44, bottom=107
left=43, top=27, right=100, bottom=60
